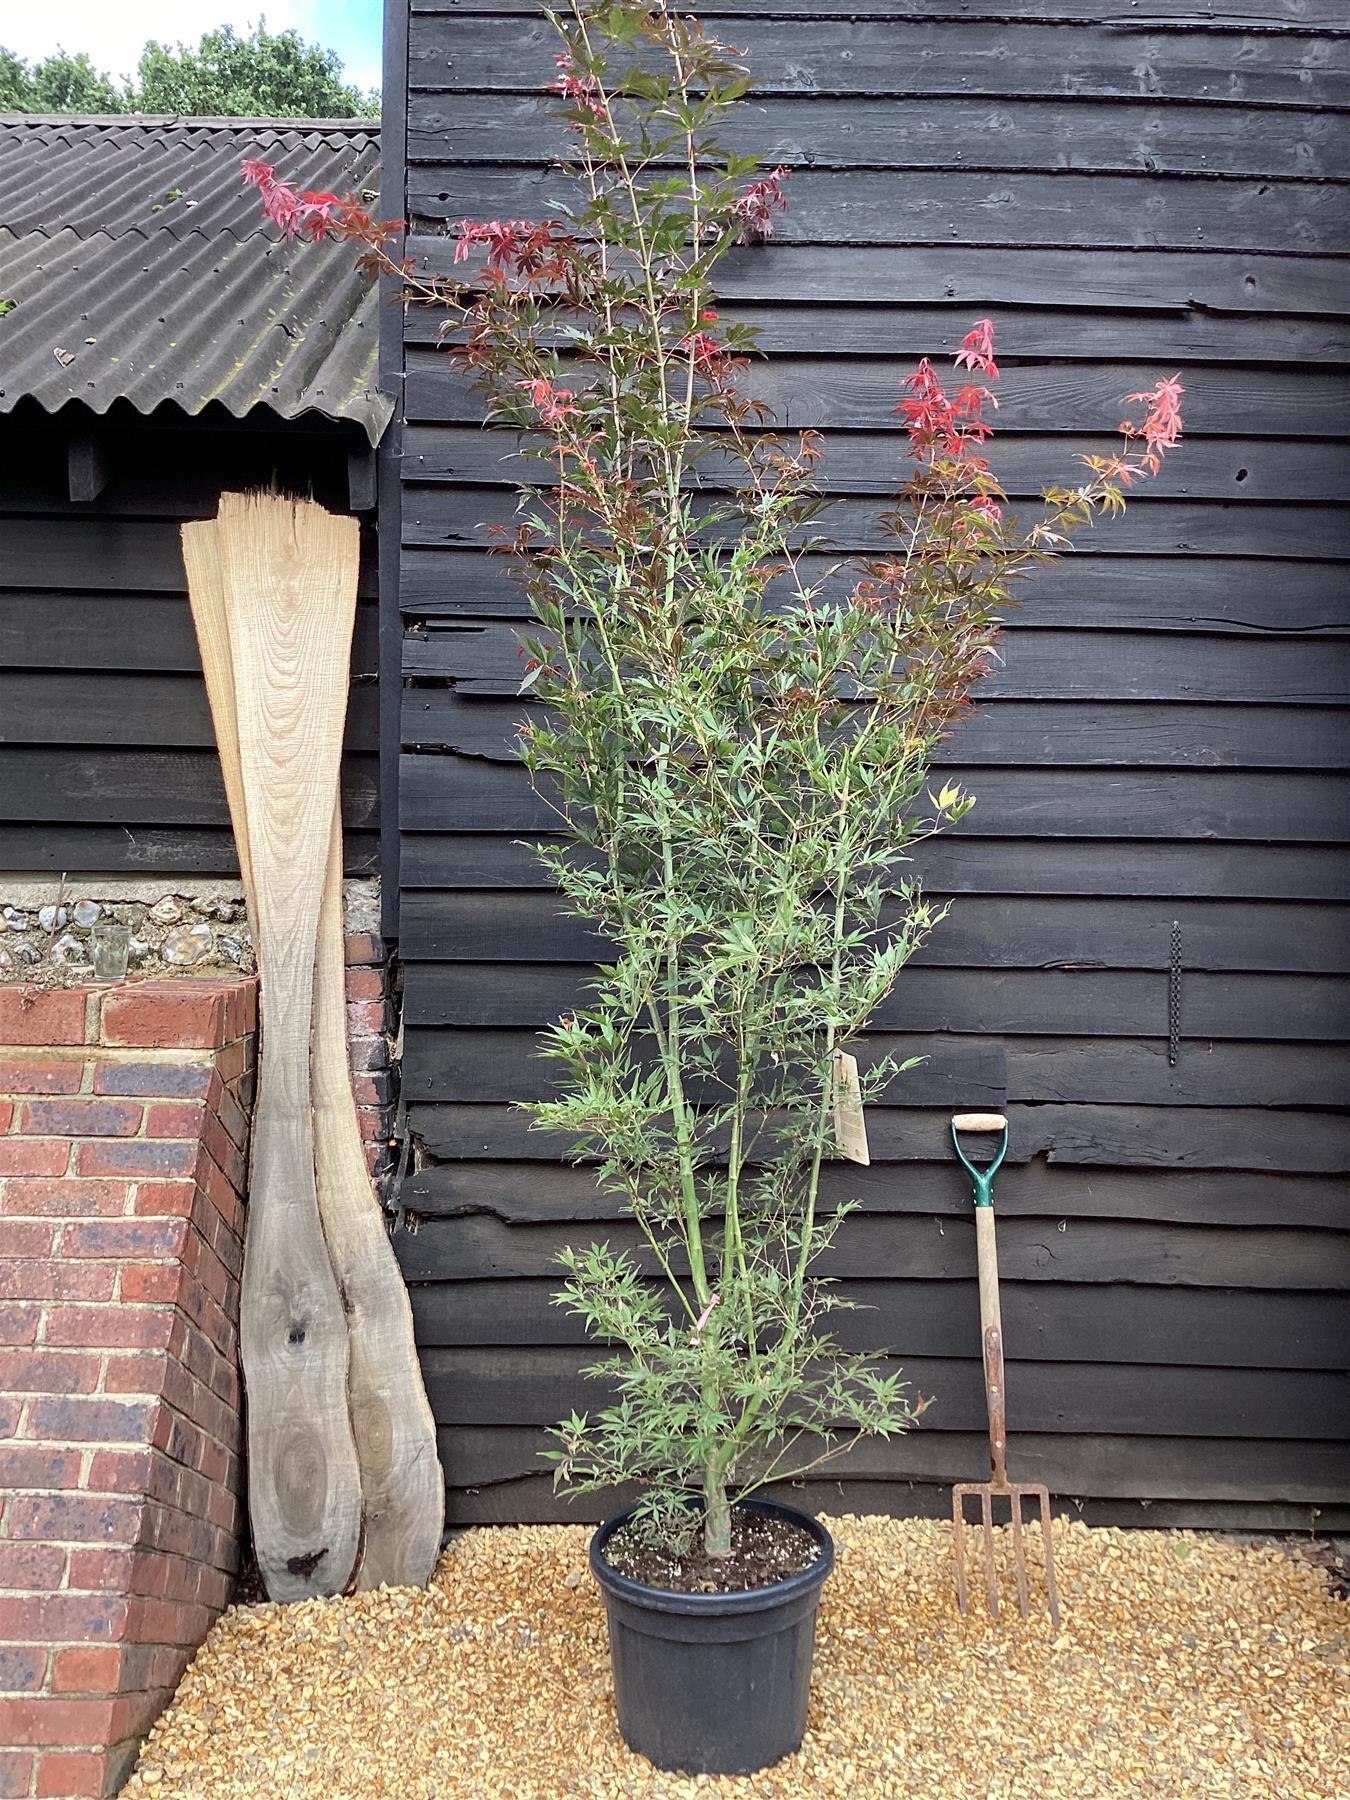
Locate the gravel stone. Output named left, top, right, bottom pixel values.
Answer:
left=73, top=899, right=102, bottom=928
left=120, top=1517, right=1349, bottom=1799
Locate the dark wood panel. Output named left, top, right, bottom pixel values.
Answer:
left=411, top=0, right=1350, bottom=24
left=418, top=1345, right=1350, bottom=1439
left=0, top=597, right=380, bottom=676
left=409, top=236, right=1350, bottom=316
left=410, top=1278, right=1350, bottom=1370
left=398, top=892, right=1350, bottom=973
left=407, top=17, right=1350, bottom=107
left=400, top=757, right=1350, bottom=842
left=0, top=519, right=378, bottom=596
left=0, top=749, right=378, bottom=829
left=0, top=826, right=377, bottom=875
left=399, top=549, right=1350, bottom=632
left=408, top=95, right=1350, bottom=181
left=398, top=831, right=1350, bottom=902
left=404, top=696, right=1350, bottom=771
left=402, top=304, right=1350, bottom=366
left=403, top=1028, right=1350, bottom=1109
left=406, top=1101, right=1350, bottom=1172
left=396, top=1207, right=1350, bottom=1287
left=402, top=1158, right=1350, bottom=1230
left=405, top=351, right=1350, bottom=439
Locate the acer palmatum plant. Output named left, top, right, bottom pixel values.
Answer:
left=245, top=0, right=1182, bottom=1562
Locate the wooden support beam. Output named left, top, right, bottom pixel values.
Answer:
left=67, top=437, right=107, bottom=504
left=347, top=446, right=378, bottom=514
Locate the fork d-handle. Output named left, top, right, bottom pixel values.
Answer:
left=953, top=1114, right=1011, bottom=1486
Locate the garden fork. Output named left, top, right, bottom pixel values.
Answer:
left=949, top=1112, right=1061, bottom=1628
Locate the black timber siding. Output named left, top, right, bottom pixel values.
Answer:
left=391, top=0, right=1350, bottom=1530
left=0, top=402, right=378, bottom=875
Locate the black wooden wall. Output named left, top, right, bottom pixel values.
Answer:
left=388, top=0, right=1350, bottom=1530
left=0, top=402, right=378, bottom=876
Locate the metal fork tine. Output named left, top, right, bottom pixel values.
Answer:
left=1040, top=1488, right=1062, bottom=1631
left=1009, top=1488, right=1030, bottom=1620
left=952, top=1487, right=970, bottom=1616
left=980, top=1487, right=999, bottom=1617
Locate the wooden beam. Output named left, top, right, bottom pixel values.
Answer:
left=67, top=437, right=106, bottom=504
left=347, top=446, right=378, bottom=514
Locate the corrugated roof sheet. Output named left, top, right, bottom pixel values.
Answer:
left=0, top=114, right=393, bottom=443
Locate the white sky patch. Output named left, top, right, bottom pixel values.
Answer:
left=2, top=0, right=383, bottom=97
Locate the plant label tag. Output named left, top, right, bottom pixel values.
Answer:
left=831, top=1051, right=870, bottom=1166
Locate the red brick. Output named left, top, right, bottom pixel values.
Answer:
left=0, top=1644, right=47, bottom=1691
left=24, top=1396, right=157, bottom=1446
left=117, top=1263, right=180, bottom=1305
left=0, top=1542, right=66, bottom=1589
left=16, top=1098, right=142, bottom=1139
left=0, top=1752, right=33, bottom=1800
left=0, top=1098, right=11, bottom=1133
left=0, top=1396, right=20, bottom=1437
left=0, top=988, right=87, bottom=1047
left=99, top=984, right=228, bottom=1050
left=35, top=1752, right=113, bottom=1798
left=72, top=1139, right=197, bottom=1181
left=0, top=1591, right=127, bottom=1644
left=2, top=1696, right=117, bottom=1747
left=45, top=1306, right=174, bottom=1353
left=0, top=1261, right=116, bottom=1303
left=50, top=1645, right=122, bottom=1694
left=0, top=1057, right=86, bottom=1094
left=129, top=1179, right=197, bottom=1219
left=5, top=1493, right=143, bottom=1546
left=344, top=965, right=384, bottom=1002
left=60, top=1218, right=188, bottom=1260
left=142, top=1101, right=206, bottom=1141
left=64, top=1549, right=134, bottom=1593
left=344, top=930, right=385, bottom=965
left=103, top=1352, right=172, bottom=1398
left=346, top=1033, right=388, bottom=1073
left=2, top=1175, right=129, bottom=1218
left=93, top=1059, right=212, bottom=1099
left=0, top=1218, right=56, bottom=1256
left=0, top=1349, right=101, bottom=1395
left=219, top=983, right=257, bottom=1041
left=0, top=1304, right=39, bottom=1345
left=0, top=1446, right=81, bottom=1491
left=0, top=1140, right=70, bottom=1178
left=346, top=999, right=386, bottom=1036
left=214, top=1082, right=250, bottom=1152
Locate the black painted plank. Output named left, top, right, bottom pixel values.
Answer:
left=0, top=672, right=379, bottom=751
left=402, top=1028, right=1350, bottom=1109
left=0, top=596, right=380, bottom=676
left=400, top=548, right=1350, bottom=633
left=405, top=351, right=1350, bottom=439
left=0, top=826, right=378, bottom=875
left=404, top=696, right=1350, bottom=772
left=404, top=427, right=1350, bottom=504
left=398, top=892, right=1350, bottom=973
left=0, top=749, right=378, bottom=829
left=395, top=1209, right=1350, bottom=1287
left=408, top=94, right=1350, bottom=182
left=412, top=0, right=1350, bottom=23
left=402, top=303, right=1350, bottom=367
left=409, top=1277, right=1350, bottom=1371
left=408, top=236, right=1350, bottom=316
left=407, top=17, right=1350, bottom=107
left=400, top=1158, right=1350, bottom=1230
left=0, top=519, right=378, bottom=596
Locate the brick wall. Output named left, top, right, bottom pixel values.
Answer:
left=0, top=980, right=255, bottom=1800
left=346, top=927, right=398, bottom=1191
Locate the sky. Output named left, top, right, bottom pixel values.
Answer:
left=2, top=1, right=384, bottom=96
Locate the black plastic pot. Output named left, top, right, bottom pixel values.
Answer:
left=588, top=1499, right=834, bottom=1775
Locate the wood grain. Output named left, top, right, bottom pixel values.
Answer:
left=209, top=492, right=364, bottom=1602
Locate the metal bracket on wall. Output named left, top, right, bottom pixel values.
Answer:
left=1168, top=921, right=1182, bottom=1066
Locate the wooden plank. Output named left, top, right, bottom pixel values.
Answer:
left=406, top=351, right=1350, bottom=439
left=408, top=94, right=1350, bottom=182
left=409, top=1278, right=1350, bottom=1371
left=399, top=758, right=1350, bottom=842
left=397, top=893, right=1350, bottom=974
left=66, top=438, right=107, bottom=504
left=411, top=0, right=1350, bottom=23
left=0, top=672, right=379, bottom=750
left=0, top=518, right=378, bottom=595
left=400, top=1158, right=1350, bottom=1230
left=407, top=17, right=1350, bottom=107
left=0, top=597, right=380, bottom=675
left=0, top=749, right=378, bottom=829
left=402, top=1028, right=1350, bottom=1109
left=416, top=1344, right=1350, bottom=1439
left=398, top=831, right=1350, bottom=900
left=403, top=696, right=1350, bottom=771
left=412, top=1279, right=1350, bottom=1371
left=408, top=236, right=1350, bottom=316
left=401, top=303, right=1350, bottom=367
left=204, top=492, right=364, bottom=1602
left=0, top=826, right=377, bottom=875
left=395, top=1209, right=1350, bottom=1289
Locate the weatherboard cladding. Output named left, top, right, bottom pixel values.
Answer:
left=389, top=1, right=1350, bottom=1528
left=0, top=114, right=391, bottom=441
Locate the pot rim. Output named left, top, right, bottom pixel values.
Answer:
left=588, top=1496, right=834, bottom=1617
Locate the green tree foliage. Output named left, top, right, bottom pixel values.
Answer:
left=0, top=25, right=376, bottom=117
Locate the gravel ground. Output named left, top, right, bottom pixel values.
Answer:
left=122, top=1516, right=1349, bottom=1799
